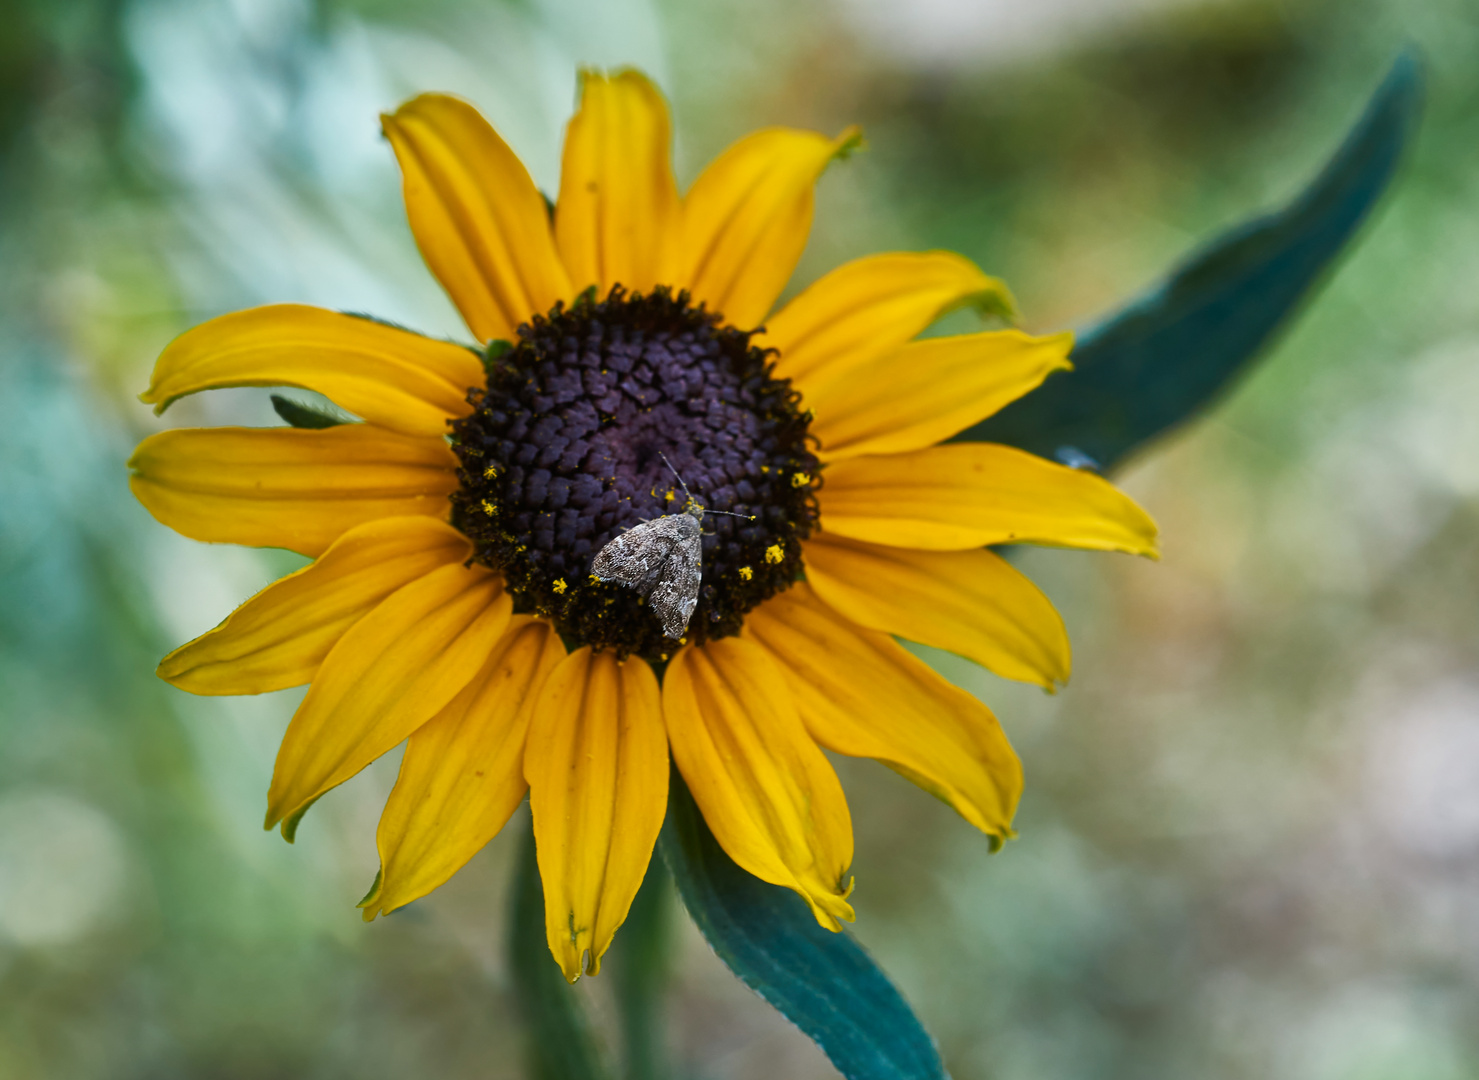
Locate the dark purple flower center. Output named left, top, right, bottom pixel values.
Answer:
left=449, top=286, right=818, bottom=661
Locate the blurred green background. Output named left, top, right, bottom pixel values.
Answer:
left=2, top=0, right=1476, bottom=1077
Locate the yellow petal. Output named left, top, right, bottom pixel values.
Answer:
left=817, top=443, right=1160, bottom=555
left=139, top=305, right=485, bottom=438
left=525, top=648, right=668, bottom=982
left=128, top=425, right=458, bottom=557
left=362, top=617, right=566, bottom=919
left=802, top=534, right=1069, bottom=689
left=158, top=517, right=471, bottom=696
left=383, top=94, right=572, bottom=343
left=744, top=584, right=1021, bottom=842
left=757, top=251, right=1014, bottom=388
left=663, top=638, right=855, bottom=930
left=809, top=330, right=1074, bottom=461
left=555, top=69, right=679, bottom=297
left=265, top=563, right=511, bottom=831
left=680, top=126, right=862, bottom=330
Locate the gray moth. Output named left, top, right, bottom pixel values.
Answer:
left=590, top=455, right=751, bottom=640
left=590, top=504, right=704, bottom=640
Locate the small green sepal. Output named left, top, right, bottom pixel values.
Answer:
left=270, top=394, right=350, bottom=430
left=482, top=339, right=514, bottom=381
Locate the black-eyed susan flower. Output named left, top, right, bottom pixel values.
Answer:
left=130, top=70, right=1158, bottom=982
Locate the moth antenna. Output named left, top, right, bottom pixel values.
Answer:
left=657, top=451, right=694, bottom=504
left=656, top=452, right=752, bottom=519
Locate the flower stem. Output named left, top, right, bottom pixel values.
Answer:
left=611, top=859, right=673, bottom=1080
left=509, top=821, right=611, bottom=1080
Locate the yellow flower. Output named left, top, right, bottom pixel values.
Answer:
left=129, top=70, right=1158, bottom=983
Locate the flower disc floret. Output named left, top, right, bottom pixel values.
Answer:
left=449, top=286, right=819, bottom=660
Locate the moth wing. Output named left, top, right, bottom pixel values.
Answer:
left=647, top=517, right=703, bottom=639
left=591, top=516, right=687, bottom=596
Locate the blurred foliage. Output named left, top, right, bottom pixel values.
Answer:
left=1, top=0, right=1477, bottom=1079
left=967, top=52, right=1421, bottom=471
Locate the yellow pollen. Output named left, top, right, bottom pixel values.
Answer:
left=791, top=472, right=811, bottom=487
left=552, top=578, right=568, bottom=595
left=765, top=544, right=784, bottom=564
left=481, top=499, right=495, bottom=515
left=665, top=489, right=675, bottom=502
left=738, top=565, right=753, bottom=580
left=588, top=574, right=601, bottom=585
left=483, top=465, right=499, bottom=479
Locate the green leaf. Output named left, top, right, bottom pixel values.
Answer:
left=269, top=394, right=350, bottom=430
left=959, top=51, right=1423, bottom=473
left=508, top=822, right=611, bottom=1080
left=659, top=770, right=947, bottom=1080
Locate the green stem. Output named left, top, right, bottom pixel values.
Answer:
left=611, top=860, right=673, bottom=1080
left=508, top=822, right=611, bottom=1080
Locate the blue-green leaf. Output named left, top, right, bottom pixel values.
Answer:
left=659, top=771, right=946, bottom=1080
left=959, top=51, right=1423, bottom=473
